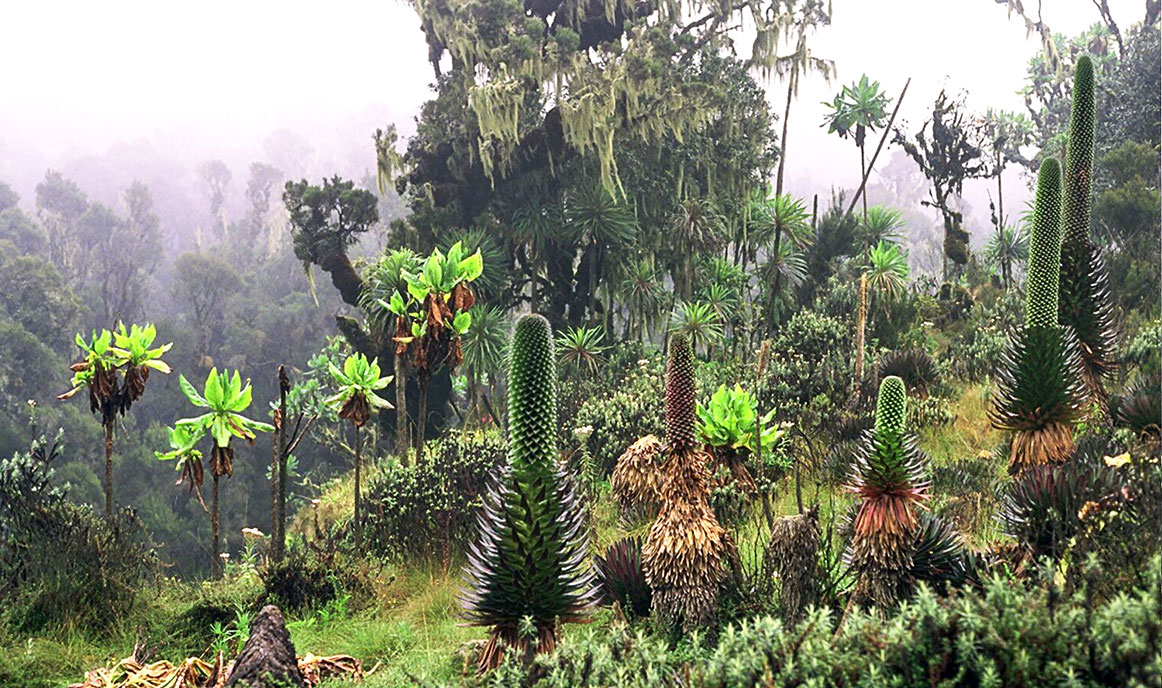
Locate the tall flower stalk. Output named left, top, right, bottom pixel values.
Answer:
left=643, top=333, right=729, bottom=630
left=461, top=315, right=596, bottom=670
left=989, top=159, right=1087, bottom=473
left=1058, top=56, right=1117, bottom=402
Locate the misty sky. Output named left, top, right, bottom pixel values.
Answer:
left=0, top=0, right=1142, bottom=232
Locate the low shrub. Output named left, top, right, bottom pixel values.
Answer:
left=474, top=555, right=1162, bottom=688
left=365, top=427, right=506, bottom=563
left=0, top=432, right=157, bottom=635
left=260, top=542, right=338, bottom=614
left=572, top=362, right=664, bottom=477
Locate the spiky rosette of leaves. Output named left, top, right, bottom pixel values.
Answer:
left=847, top=376, right=929, bottom=609
left=594, top=537, right=652, bottom=617
left=1000, top=461, right=1122, bottom=562
left=1059, top=56, right=1117, bottom=401
left=664, top=333, right=698, bottom=452
left=1112, top=375, right=1161, bottom=448
left=910, top=512, right=966, bottom=589
left=642, top=445, right=729, bottom=630
left=460, top=315, right=597, bottom=671
left=610, top=434, right=664, bottom=514
left=990, top=159, right=1088, bottom=474
left=876, top=348, right=941, bottom=399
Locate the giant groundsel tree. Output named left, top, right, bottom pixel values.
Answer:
left=161, top=368, right=274, bottom=577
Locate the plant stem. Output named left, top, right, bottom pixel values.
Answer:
left=415, top=376, right=429, bottom=455
left=275, top=370, right=289, bottom=562
left=270, top=418, right=278, bottom=557
left=394, top=347, right=409, bottom=457
left=354, top=423, right=362, bottom=553
left=103, top=418, right=115, bottom=519
left=854, top=273, right=868, bottom=397
left=212, top=473, right=221, bottom=579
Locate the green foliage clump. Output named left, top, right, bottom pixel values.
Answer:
left=571, top=362, right=664, bottom=477
left=757, top=309, right=851, bottom=428
left=0, top=433, right=156, bottom=635
left=481, top=556, right=1162, bottom=687
left=365, top=428, right=507, bottom=562
left=944, top=290, right=1022, bottom=381
left=260, top=542, right=338, bottom=614
left=697, top=384, right=782, bottom=455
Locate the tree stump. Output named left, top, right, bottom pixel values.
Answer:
left=225, top=605, right=304, bottom=688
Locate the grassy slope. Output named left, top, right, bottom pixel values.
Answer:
left=4, top=381, right=999, bottom=688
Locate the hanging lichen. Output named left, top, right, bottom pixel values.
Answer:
left=403, top=0, right=793, bottom=195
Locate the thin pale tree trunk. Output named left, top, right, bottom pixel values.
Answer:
left=270, top=425, right=278, bottom=553
left=854, top=273, right=868, bottom=395
left=354, top=423, right=362, bottom=553
left=212, top=474, right=221, bottom=579
left=275, top=370, right=289, bottom=562
left=394, top=351, right=408, bottom=457
left=415, top=377, right=429, bottom=455
left=103, top=419, right=115, bottom=519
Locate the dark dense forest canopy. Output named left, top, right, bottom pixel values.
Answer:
left=0, top=1, right=1159, bottom=687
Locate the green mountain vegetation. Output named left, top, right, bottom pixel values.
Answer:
left=0, top=4, right=1159, bottom=688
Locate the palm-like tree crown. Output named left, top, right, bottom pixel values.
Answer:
left=326, top=353, right=393, bottom=428
left=859, top=205, right=905, bottom=245
left=822, top=74, right=889, bottom=147
left=865, top=241, right=910, bottom=302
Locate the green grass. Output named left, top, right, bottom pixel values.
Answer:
left=920, top=382, right=1002, bottom=465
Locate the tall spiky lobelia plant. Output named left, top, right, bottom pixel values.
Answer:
left=642, top=333, right=729, bottom=630
left=990, top=159, right=1088, bottom=474
left=461, top=315, right=597, bottom=671
left=848, top=375, right=929, bottom=609
left=1058, top=56, right=1117, bottom=402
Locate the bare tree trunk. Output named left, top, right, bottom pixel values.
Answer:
left=860, top=142, right=869, bottom=223
left=996, top=150, right=1005, bottom=229
left=854, top=273, right=868, bottom=396
left=415, top=377, right=429, bottom=455
left=394, top=352, right=408, bottom=457
left=776, top=74, right=795, bottom=199
left=353, top=423, right=362, bottom=553
left=212, top=473, right=221, bottom=579
left=270, top=425, right=278, bottom=551
left=275, top=368, right=289, bottom=562
left=103, top=419, right=115, bottom=519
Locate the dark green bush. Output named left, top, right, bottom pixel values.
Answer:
left=0, top=432, right=157, bottom=635
left=260, top=542, right=338, bottom=614
left=365, top=428, right=506, bottom=562
left=571, top=361, right=664, bottom=477
left=474, top=556, right=1162, bottom=688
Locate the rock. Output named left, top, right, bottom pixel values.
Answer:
left=225, top=605, right=304, bottom=688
